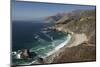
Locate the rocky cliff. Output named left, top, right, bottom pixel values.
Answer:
left=56, top=10, right=96, bottom=44
left=45, top=9, right=96, bottom=64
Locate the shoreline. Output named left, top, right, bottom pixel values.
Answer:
left=28, top=33, right=72, bottom=65
left=28, top=32, right=88, bottom=64
left=13, top=32, right=88, bottom=65
left=46, top=34, right=71, bottom=57
left=12, top=33, right=72, bottom=65
left=45, top=32, right=88, bottom=63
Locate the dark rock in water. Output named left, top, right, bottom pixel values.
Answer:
left=37, top=57, right=44, bottom=64
left=20, top=49, right=33, bottom=59
left=15, top=49, right=37, bottom=59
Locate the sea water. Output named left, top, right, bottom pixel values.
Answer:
left=12, top=20, right=71, bottom=65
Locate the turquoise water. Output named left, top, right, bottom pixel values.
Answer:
left=12, top=21, right=71, bottom=65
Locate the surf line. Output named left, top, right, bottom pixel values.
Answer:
left=46, top=34, right=71, bottom=56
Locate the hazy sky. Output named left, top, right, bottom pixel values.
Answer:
left=12, top=0, right=95, bottom=21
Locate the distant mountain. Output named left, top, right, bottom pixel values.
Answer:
left=43, top=10, right=83, bottom=23
left=44, top=13, right=67, bottom=23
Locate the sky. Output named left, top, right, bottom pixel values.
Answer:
left=12, top=0, right=96, bottom=21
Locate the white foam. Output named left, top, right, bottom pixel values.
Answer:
left=18, top=34, right=71, bottom=65
left=46, top=34, right=71, bottom=56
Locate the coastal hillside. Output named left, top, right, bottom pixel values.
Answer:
left=52, top=43, right=96, bottom=63
left=44, top=13, right=67, bottom=23
left=46, top=9, right=96, bottom=63
left=55, top=10, right=96, bottom=44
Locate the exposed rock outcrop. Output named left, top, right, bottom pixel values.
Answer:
left=15, top=49, right=37, bottom=59
left=20, top=49, right=32, bottom=59
left=45, top=9, right=96, bottom=64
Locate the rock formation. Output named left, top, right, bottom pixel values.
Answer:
left=45, top=9, right=96, bottom=64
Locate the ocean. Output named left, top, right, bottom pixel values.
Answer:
left=12, top=21, right=71, bottom=65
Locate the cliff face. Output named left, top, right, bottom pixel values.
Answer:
left=55, top=10, right=96, bottom=44
left=45, top=10, right=96, bottom=64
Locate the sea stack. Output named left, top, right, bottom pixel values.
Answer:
left=20, top=49, right=32, bottom=59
